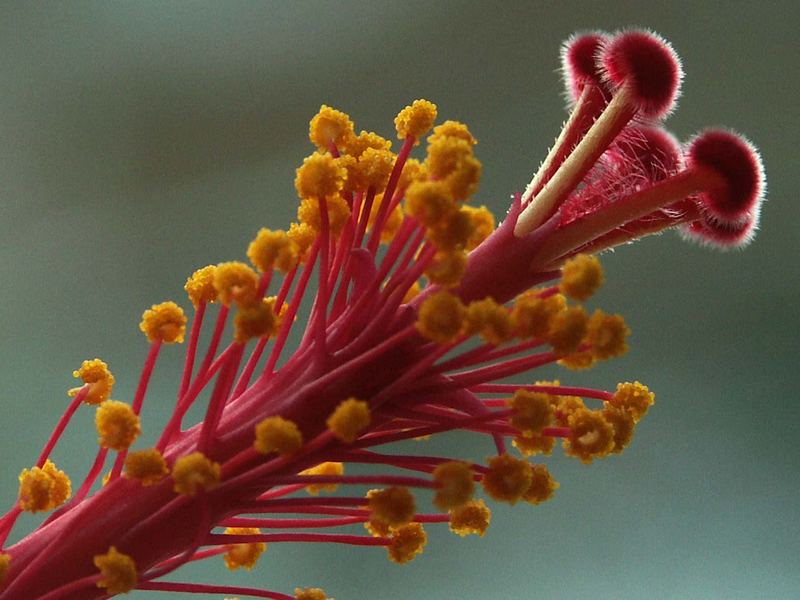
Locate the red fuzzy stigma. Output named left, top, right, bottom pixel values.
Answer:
left=687, top=129, right=765, bottom=225
left=600, top=30, right=683, bottom=119
left=681, top=205, right=760, bottom=248
left=561, top=31, right=609, bottom=102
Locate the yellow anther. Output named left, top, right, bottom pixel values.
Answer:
left=368, top=486, right=416, bottom=528
left=445, top=154, right=482, bottom=200
left=511, top=292, right=566, bottom=339
left=415, top=290, right=466, bottom=344
left=297, top=194, right=351, bottom=236
left=254, top=416, right=303, bottom=456
left=337, top=154, right=359, bottom=196
left=364, top=518, right=391, bottom=538
left=424, top=249, right=467, bottom=288
left=481, top=454, right=533, bottom=505
left=295, top=587, right=330, bottom=600
left=124, top=448, right=169, bottom=486
left=402, top=280, right=422, bottom=304
left=427, top=208, right=475, bottom=251
left=288, top=222, right=317, bottom=262
left=428, top=120, right=477, bottom=146
left=609, top=381, right=655, bottom=422
left=95, top=400, right=140, bottom=451
left=223, top=527, right=267, bottom=571
left=139, top=301, right=187, bottom=344
left=395, top=99, right=437, bottom=142
left=547, top=305, right=588, bottom=356
left=560, top=253, right=604, bottom=301
left=512, top=433, right=556, bottom=457
left=184, top=265, right=219, bottom=307
left=557, top=349, right=596, bottom=370
left=326, top=398, right=370, bottom=444
left=398, top=158, right=427, bottom=191
left=463, top=205, right=495, bottom=250
left=432, top=461, right=474, bottom=511
left=172, top=452, right=220, bottom=496
left=354, top=147, right=396, bottom=192
left=425, top=136, right=473, bottom=181
left=309, top=105, right=355, bottom=152
left=508, top=389, right=555, bottom=436
left=344, top=130, right=392, bottom=157
left=41, top=460, right=71, bottom=508
left=295, top=152, right=346, bottom=199
left=300, top=462, right=344, bottom=495
left=523, top=464, right=559, bottom=505
left=603, top=406, right=636, bottom=454
left=585, top=310, right=630, bottom=360
left=94, top=546, right=137, bottom=595
left=0, top=553, right=10, bottom=587
left=464, top=297, right=513, bottom=345
left=247, top=229, right=299, bottom=274
left=18, top=466, right=52, bottom=513
left=449, top=498, right=491, bottom=537
left=564, top=408, right=615, bottom=464
left=69, top=358, right=115, bottom=405
left=552, top=394, right=587, bottom=427
left=405, top=180, right=456, bottom=227
left=234, top=297, right=281, bottom=344
left=18, top=459, right=71, bottom=513
left=214, top=262, right=259, bottom=307
left=387, top=522, right=427, bottom=564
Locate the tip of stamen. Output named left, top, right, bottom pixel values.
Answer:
left=600, top=29, right=683, bottom=119
left=687, top=129, right=766, bottom=225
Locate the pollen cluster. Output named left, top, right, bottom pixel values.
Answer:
left=368, top=486, right=416, bottom=528
left=449, top=499, right=491, bottom=537
left=95, top=400, right=141, bottom=451
left=387, top=523, right=428, bottom=564
left=214, top=262, right=259, bottom=307
left=185, top=265, right=219, bottom=306
left=123, top=448, right=169, bottom=486
left=300, top=462, right=344, bottom=495
left=326, top=398, right=370, bottom=443
left=233, top=296, right=281, bottom=343
left=481, top=454, right=533, bottom=505
left=254, top=416, right=303, bottom=456
left=94, top=546, right=137, bottom=595
left=223, top=527, right=267, bottom=571
left=295, top=587, right=330, bottom=600
left=139, top=301, right=187, bottom=344
left=610, top=381, right=655, bottom=421
left=68, top=358, right=115, bottom=405
left=17, top=460, right=71, bottom=513
left=171, top=452, right=220, bottom=496
left=432, top=461, right=474, bottom=511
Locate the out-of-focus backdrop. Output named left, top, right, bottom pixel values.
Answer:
left=1, top=2, right=797, bottom=598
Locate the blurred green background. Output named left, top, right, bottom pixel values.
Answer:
left=1, top=2, right=797, bottom=598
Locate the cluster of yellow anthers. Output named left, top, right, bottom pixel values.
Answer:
left=3, top=24, right=764, bottom=595
left=0, top=99, right=653, bottom=600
